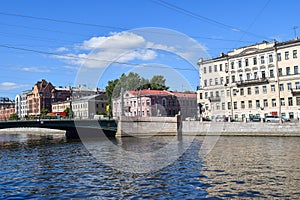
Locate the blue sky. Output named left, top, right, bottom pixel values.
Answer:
left=0, top=0, right=299, bottom=99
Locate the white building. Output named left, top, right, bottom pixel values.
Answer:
left=72, top=94, right=107, bottom=119
left=197, top=38, right=300, bottom=121
left=15, top=90, right=31, bottom=119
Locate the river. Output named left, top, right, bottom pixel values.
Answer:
left=0, top=131, right=299, bottom=199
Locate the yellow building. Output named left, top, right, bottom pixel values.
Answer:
left=197, top=38, right=300, bottom=121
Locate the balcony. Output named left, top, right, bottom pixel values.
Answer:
left=291, top=88, right=300, bottom=96
left=208, top=96, right=221, bottom=102
left=236, top=78, right=269, bottom=87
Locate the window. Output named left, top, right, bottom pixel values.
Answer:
left=255, top=86, right=259, bottom=94
left=226, top=76, right=229, bottom=84
left=271, top=85, right=276, bottom=92
left=219, top=64, right=223, bottom=71
left=245, top=58, right=249, bottom=66
left=204, top=67, right=207, bottom=73
left=294, top=66, right=299, bottom=74
left=231, top=61, right=234, bottom=69
left=289, top=112, right=294, bottom=119
left=231, top=75, right=236, bottom=83
left=277, top=53, right=281, bottom=61
left=296, top=82, right=300, bottom=89
left=199, top=93, right=203, bottom=99
left=146, top=100, right=150, bottom=106
left=225, top=63, right=228, bottom=71
left=297, top=97, right=300, bottom=106
left=254, top=72, right=258, bottom=79
left=288, top=97, right=293, bottom=106
left=256, top=100, right=260, bottom=108
left=227, top=102, right=231, bottom=110
left=221, top=90, right=225, bottom=97
left=246, top=73, right=251, bottom=80
left=262, top=85, right=267, bottom=93
left=214, top=65, right=218, bottom=72
left=234, top=102, right=237, bottom=109
left=280, top=98, right=285, bottom=106
left=293, top=50, right=297, bottom=59
left=260, top=55, right=265, bottom=64
left=215, top=78, right=219, bottom=85
left=279, top=84, right=284, bottom=91
left=209, top=79, right=213, bottom=86
left=216, top=91, right=220, bottom=97
left=261, top=71, right=266, bottom=79
left=253, top=57, right=257, bottom=65
left=278, top=68, right=282, bottom=76
left=240, top=88, right=244, bottom=95
left=270, top=69, right=274, bottom=78
left=210, top=91, right=214, bottom=97
left=269, top=54, right=273, bottom=62
left=241, top=101, right=245, bottom=109
left=216, top=103, right=220, bottom=110
left=220, top=77, right=224, bottom=85
left=285, top=51, right=289, bottom=60
left=204, top=80, right=207, bottom=87
left=287, top=82, right=292, bottom=90
left=264, top=99, right=268, bottom=107
left=222, top=102, right=225, bottom=110
left=248, top=100, right=252, bottom=108
left=209, top=66, right=212, bottom=73
left=239, top=74, right=243, bottom=81
left=238, top=60, right=242, bottom=68
left=272, top=99, right=276, bottom=107
left=205, top=92, right=208, bottom=99
left=286, top=67, right=291, bottom=75
left=227, top=90, right=230, bottom=97
left=247, top=87, right=251, bottom=95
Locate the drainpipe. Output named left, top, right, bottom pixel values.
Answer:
left=274, top=41, right=282, bottom=123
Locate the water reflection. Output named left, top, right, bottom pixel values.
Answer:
left=200, top=137, right=300, bottom=199
left=0, top=133, right=299, bottom=199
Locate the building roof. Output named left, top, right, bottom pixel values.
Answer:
left=128, top=89, right=173, bottom=96
left=171, top=92, right=197, bottom=98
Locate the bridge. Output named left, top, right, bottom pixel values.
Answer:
left=0, top=119, right=117, bottom=139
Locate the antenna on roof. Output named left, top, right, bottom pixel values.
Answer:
left=293, top=26, right=298, bottom=39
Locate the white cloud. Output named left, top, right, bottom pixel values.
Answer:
left=18, top=67, right=51, bottom=73
left=0, top=82, right=29, bottom=90
left=56, top=47, right=69, bottom=52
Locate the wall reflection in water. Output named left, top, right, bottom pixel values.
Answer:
left=200, top=137, right=300, bottom=199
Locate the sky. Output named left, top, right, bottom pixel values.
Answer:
left=0, top=0, right=299, bottom=99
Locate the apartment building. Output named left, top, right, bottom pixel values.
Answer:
left=197, top=38, right=300, bottom=121
left=112, top=89, right=197, bottom=119
left=72, top=93, right=107, bottom=119
left=15, top=90, right=31, bottom=119
left=0, top=97, right=15, bottom=120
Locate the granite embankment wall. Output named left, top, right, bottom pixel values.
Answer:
left=182, top=121, right=300, bottom=136
left=116, top=116, right=300, bottom=137
left=116, top=116, right=180, bottom=137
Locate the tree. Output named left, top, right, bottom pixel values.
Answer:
left=150, top=75, right=169, bottom=90
left=63, top=107, right=73, bottom=118
left=40, top=109, right=49, bottom=116
left=9, top=113, right=19, bottom=120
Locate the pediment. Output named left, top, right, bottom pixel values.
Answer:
left=238, top=47, right=259, bottom=56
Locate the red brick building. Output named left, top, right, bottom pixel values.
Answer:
left=0, top=97, right=15, bottom=120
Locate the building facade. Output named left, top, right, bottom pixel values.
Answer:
left=197, top=38, right=300, bottom=121
left=72, top=94, right=108, bottom=119
left=15, top=90, right=31, bottom=119
left=26, top=80, right=70, bottom=116
left=0, top=97, right=15, bottom=120
left=112, top=89, right=197, bottom=119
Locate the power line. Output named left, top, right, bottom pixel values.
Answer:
left=0, top=11, right=256, bottom=44
left=151, top=0, right=270, bottom=40
left=0, top=44, right=199, bottom=71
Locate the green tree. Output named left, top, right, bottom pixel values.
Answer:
left=150, top=75, right=169, bottom=90
left=63, top=107, right=73, bottom=118
left=40, top=109, right=49, bottom=116
left=9, top=113, right=19, bottom=120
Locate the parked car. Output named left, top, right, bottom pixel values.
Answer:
left=250, top=116, right=262, bottom=122
left=265, top=116, right=290, bottom=123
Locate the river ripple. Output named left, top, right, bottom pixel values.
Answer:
left=0, top=132, right=299, bottom=199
